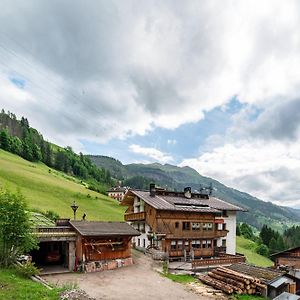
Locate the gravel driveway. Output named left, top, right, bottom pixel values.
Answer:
left=43, top=250, right=208, bottom=300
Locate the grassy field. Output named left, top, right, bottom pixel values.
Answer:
left=0, top=269, right=62, bottom=300
left=236, top=236, right=273, bottom=267
left=0, top=149, right=125, bottom=221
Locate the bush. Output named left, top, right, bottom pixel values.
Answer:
left=45, top=210, right=60, bottom=221
left=15, top=262, right=40, bottom=278
left=256, top=244, right=269, bottom=257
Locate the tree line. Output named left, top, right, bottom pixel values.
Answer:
left=0, top=109, right=113, bottom=191
left=237, top=222, right=300, bottom=258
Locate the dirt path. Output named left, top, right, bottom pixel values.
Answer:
left=43, top=251, right=209, bottom=300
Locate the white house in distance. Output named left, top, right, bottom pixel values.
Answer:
left=121, top=184, right=246, bottom=262
left=107, top=187, right=127, bottom=202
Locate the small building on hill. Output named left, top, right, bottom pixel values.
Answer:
left=121, top=184, right=246, bottom=264
left=30, top=213, right=139, bottom=274
left=107, top=187, right=127, bottom=202
left=271, top=247, right=300, bottom=270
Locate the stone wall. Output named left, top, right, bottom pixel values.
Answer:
left=83, top=257, right=133, bottom=273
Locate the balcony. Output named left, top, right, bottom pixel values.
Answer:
left=166, top=229, right=228, bottom=239
left=124, top=211, right=146, bottom=222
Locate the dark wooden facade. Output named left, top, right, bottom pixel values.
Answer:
left=272, top=247, right=300, bottom=269
left=69, top=221, right=139, bottom=265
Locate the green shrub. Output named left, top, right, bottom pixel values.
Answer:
left=15, top=262, right=40, bottom=278
left=256, top=244, right=269, bottom=257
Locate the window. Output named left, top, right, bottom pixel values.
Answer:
left=202, top=240, right=212, bottom=248
left=175, top=222, right=179, bottom=229
left=222, top=223, right=226, bottom=230
left=192, top=240, right=201, bottom=248
left=182, top=222, right=190, bottom=230
left=222, top=239, right=226, bottom=247
left=203, top=223, right=213, bottom=231
left=171, top=241, right=176, bottom=250
left=192, top=223, right=201, bottom=231
left=143, top=239, right=146, bottom=248
left=177, top=240, right=183, bottom=249
left=207, top=240, right=212, bottom=248
left=185, top=241, right=189, bottom=247
left=137, top=238, right=140, bottom=246
left=140, top=223, right=145, bottom=233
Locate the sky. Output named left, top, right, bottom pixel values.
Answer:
left=1, top=0, right=300, bottom=208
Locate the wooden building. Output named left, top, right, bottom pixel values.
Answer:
left=227, top=263, right=300, bottom=299
left=30, top=213, right=139, bottom=274
left=121, top=184, right=245, bottom=261
left=272, top=247, right=300, bottom=269
left=69, top=221, right=139, bottom=264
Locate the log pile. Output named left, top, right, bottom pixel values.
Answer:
left=197, top=267, right=267, bottom=295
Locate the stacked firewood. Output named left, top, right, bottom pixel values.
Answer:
left=197, top=267, right=267, bottom=295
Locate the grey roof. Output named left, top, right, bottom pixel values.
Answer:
left=274, top=292, right=300, bottom=300
left=70, top=221, right=140, bottom=237
left=270, top=276, right=294, bottom=288
left=227, top=263, right=285, bottom=284
left=128, top=190, right=244, bottom=213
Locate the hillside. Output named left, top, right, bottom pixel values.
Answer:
left=89, top=155, right=300, bottom=229
left=236, top=236, right=273, bottom=267
left=0, top=150, right=125, bottom=220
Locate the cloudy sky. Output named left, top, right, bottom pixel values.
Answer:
left=1, top=0, right=300, bottom=208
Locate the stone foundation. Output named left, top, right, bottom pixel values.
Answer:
left=83, top=257, right=133, bottom=273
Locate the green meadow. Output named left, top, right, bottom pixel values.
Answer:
left=0, top=149, right=125, bottom=221
left=236, top=236, right=273, bottom=267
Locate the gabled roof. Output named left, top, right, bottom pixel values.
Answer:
left=123, top=190, right=245, bottom=213
left=69, top=221, right=140, bottom=237
left=227, top=263, right=285, bottom=284
left=270, top=246, right=300, bottom=257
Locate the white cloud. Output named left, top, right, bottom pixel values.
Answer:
left=129, top=144, right=173, bottom=164
left=180, top=139, right=300, bottom=207
left=1, top=0, right=300, bottom=146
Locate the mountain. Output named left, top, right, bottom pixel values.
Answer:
left=89, top=155, right=300, bottom=230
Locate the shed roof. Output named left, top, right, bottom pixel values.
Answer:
left=274, top=292, right=300, bottom=300
left=69, top=221, right=140, bottom=237
left=123, top=190, right=244, bottom=213
left=227, top=263, right=285, bottom=284
left=270, top=246, right=300, bottom=257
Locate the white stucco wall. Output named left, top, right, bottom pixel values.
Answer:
left=224, top=211, right=237, bottom=255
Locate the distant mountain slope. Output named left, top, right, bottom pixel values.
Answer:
left=89, top=155, right=300, bottom=229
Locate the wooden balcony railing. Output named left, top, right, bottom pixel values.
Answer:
left=166, top=230, right=228, bottom=239
left=124, top=211, right=146, bottom=222
left=192, top=254, right=246, bottom=268
left=32, top=226, right=76, bottom=237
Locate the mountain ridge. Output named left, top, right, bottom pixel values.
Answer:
left=88, top=155, right=300, bottom=230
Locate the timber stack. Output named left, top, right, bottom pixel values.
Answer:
left=197, top=266, right=267, bottom=295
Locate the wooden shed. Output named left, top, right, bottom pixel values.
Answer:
left=69, top=221, right=139, bottom=272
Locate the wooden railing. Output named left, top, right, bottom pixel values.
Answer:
left=166, top=230, right=228, bottom=239
left=32, top=226, right=75, bottom=234
left=124, top=211, right=146, bottom=221
left=192, top=254, right=246, bottom=268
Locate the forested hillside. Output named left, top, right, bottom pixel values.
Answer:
left=89, top=155, right=300, bottom=230
left=0, top=110, right=112, bottom=193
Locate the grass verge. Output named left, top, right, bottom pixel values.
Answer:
left=0, top=268, right=62, bottom=300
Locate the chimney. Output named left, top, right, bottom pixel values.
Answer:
left=184, top=187, right=192, bottom=199
left=149, top=183, right=156, bottom=197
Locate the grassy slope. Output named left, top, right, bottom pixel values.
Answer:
left=236, top=236, right=273, bottom=267
left=0, top=269, right=61, bottom=300
left=0, top=150, right=125, bottom=220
